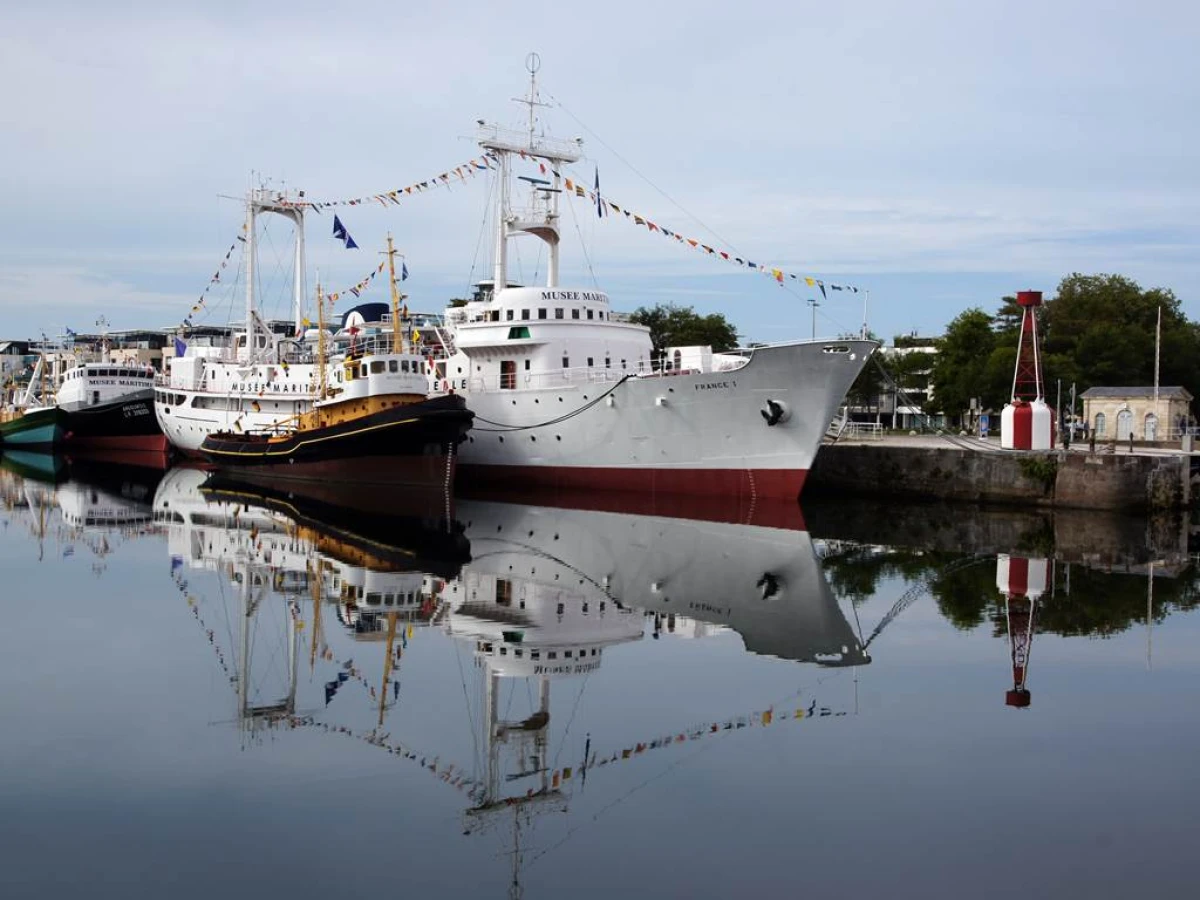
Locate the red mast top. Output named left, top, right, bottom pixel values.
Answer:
left=1011, top=290, right=1044, bottom=402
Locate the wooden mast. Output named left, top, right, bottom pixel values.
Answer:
left=385, top=234, right=404, bottom=353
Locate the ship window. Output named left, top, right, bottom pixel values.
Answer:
left=360, top=365, right=368, bottom=377
left=587, top=309, right=594, bottom=320
left=389, top=360, right=398, bottom=372
left=506, top=309, right=514, bottom=321
left=587, top=357, right=594, bottom=367
left=562, top=356, right=569, bottom=369
left=521, top=309, right=530, bottom=320
left=605, top=357, right=611, bottom=368
left=500, top=360, right=517, bottom=390
left=538, top=308, right=547, bottom=320
left=507, top=326, right=531, bottom=340
left=371, top=361, right=385, bottom=374
left=564, top=650, right=572, bottom=658
left=555, top=308, right=564, bottom=319
left=524, top=359, right=530, bottom=370
left=571, top=309, right=580, bottom=319
left=547, top=651, right=557, bottom=660
left=621, top=359, right=626, bottom=369
left=490, top=310, right=501, bottom=322
left=401, top=360, right=409, bottom=372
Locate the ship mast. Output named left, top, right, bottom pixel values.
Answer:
left=242, top=185, right=307, bottom=363
left=384, top=234, right=405, bottom=353
left=315, top=277, right=327, bottom=401
left=477, top=54, right=582, bottom=296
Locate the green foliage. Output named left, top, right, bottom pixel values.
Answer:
left=628, top=304, right=739, bottom=356
left=1017, top=455, right=1058, bottom=491
left=1042, top=273, right=1200, bottom=400
left=929, top=273, right=1200, bottom=422
left=931, top=308, right=999, bottom=418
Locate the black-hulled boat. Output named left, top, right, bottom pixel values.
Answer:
left=197, top=343, right=473, bottom=494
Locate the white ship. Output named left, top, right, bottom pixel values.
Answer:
left=451, top=495, right=867, bottom=667
left=155, top=190, right=321, bottom=452
left=432, top=65, right=877, bottom=500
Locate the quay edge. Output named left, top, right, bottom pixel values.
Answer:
left=806, top=443, right=1195, bottom=512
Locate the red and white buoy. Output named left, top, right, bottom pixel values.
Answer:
left=1000, top=290, right=1055, bottom=450
left=996, top=554, right=1048, bottom=708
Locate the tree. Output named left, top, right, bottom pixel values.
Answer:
left=930, top=308, right=999, bottom=422
left=628, top=304, right=739, bottom=357
left=1042, top=273, right=1200, bottom=399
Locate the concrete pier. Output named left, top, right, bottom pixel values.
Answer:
left=806, top=436, right=1195, bottom=512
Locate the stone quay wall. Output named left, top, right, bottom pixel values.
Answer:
left=806, top=444, right=1191, bottom=512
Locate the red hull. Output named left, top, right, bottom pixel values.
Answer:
left=65, top=433, right=170, bottom=453
left=457, top=464, right=807, bottom=528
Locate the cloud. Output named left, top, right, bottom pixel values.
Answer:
left=0, top=1, right=1196, bottom=340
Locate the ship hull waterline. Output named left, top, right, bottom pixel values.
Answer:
left=197, top=397, right=472, bottom=496
left=450, top=339, right=871, bottom=502
left=61, top=391, right=169, bottom=453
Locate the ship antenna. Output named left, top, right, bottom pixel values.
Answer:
left=520, top=52, right=543, bottom=151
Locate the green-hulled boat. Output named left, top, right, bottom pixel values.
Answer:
left=0, top=406, right=68, bottom=449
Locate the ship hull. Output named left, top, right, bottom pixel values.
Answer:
left=197, top=396, right=473, bottom=491
left=61, top=389, right=169, bottom=453
left=454, top=339, right=872, bottom=500
left=0, top=407, right=67, bottom=448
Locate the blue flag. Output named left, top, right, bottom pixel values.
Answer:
left=174, top=336, right=187, bottom=356
left=332, top=215, right=358, bottom=249
left=401, top=261, right=409, bottom=281
left=594, top=167, right=605, bottom=218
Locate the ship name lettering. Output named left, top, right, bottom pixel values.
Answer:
left=540, top=290, right=606, bottom=303
left=695, top=381, right=735, bottom=391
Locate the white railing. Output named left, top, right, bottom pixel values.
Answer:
left=841, top=422, right=884, bottom=440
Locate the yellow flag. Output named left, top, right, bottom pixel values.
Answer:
left=412, top=329, right=421, bottom=342
left=805, top=277, right=815, bottom=287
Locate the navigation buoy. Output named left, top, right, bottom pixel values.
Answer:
left=1000, top=290, right=1054, bottom=450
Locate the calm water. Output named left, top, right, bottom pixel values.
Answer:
left=1, top=452, right=1198, bottom=899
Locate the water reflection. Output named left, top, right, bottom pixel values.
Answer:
left=3, top=451, right=1199, bottom=898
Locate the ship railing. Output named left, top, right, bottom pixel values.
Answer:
left=464, top=366, right=630, bottom=392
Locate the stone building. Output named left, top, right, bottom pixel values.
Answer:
left=1080, top=386, right=1193, bottom=441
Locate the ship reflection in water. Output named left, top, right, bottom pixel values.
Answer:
left=1, top=452, right=1199, bottom=899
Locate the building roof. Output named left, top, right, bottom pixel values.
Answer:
left=1080, top=386, right=1193, bottom=401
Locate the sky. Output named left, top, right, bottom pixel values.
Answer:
left=1, top=0, right=1197, bottom=346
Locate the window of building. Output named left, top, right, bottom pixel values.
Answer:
left=521, top=309, right=530, bottom=320
left=555, top=308, right=564, bottom=319
left=538, top=308, right=547, bottom=320
left=506, top=309, right=514, bottom=321
left=587, top=309, right=594, bottom=320
left=1094, top=412, right=1106, bottom=436
left=571, top=309, right=580, bottom=319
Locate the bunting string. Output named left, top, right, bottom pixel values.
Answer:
left=181, top=227, right=247, bottom=331
left=554, top=169, right=860, bottom=297
left=325, top=260, right=388, bottom=306
left=293, top=154, right=497, bottom=211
